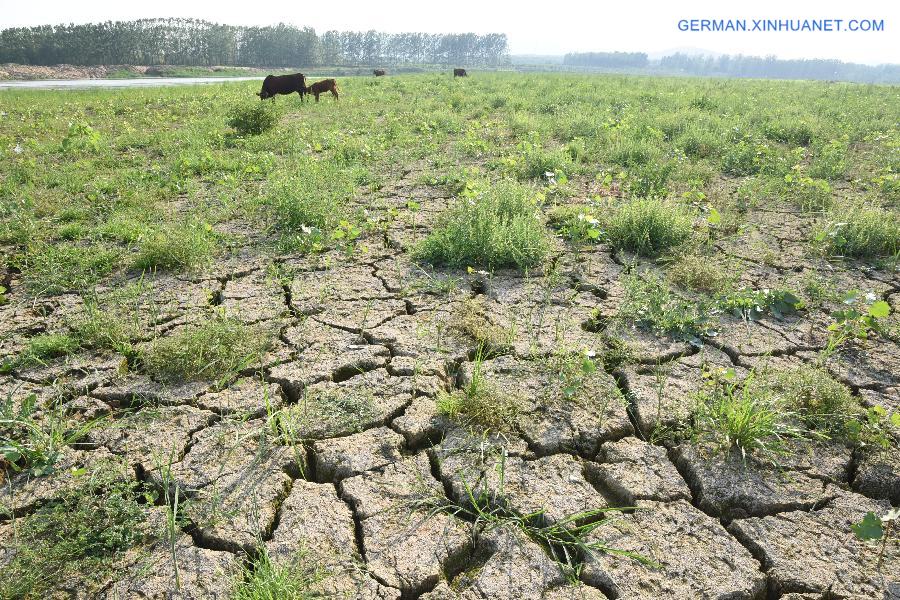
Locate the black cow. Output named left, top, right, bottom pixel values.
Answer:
left=373, top=69, right=386, bottom=76
left=258, top=73, right=306, bottom=101
left=453, top=68, right=467, bottom=77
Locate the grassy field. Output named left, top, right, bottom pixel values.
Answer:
left=1, top=73, right=899, bottom=598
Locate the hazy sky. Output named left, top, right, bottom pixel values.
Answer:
left=2, top=0, right=897, bottom=64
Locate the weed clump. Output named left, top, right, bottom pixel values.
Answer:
left=227, top=101, right=280, bottom=136
left=762, top=365, right=855, bottom=435
left=607, top=198, right=693, bottom=256
left=18, top=333, right=80, bottom=366
left=142, top=314, right=271, bottom=383
left=233, top=545, right=324, bottom=600
left=815, top=205, right=900, bottom=259
left=691, top=370, right=807, bottom=459
left=618, top=271, right=713, bottom=341
left=667, top=254, right=736, bottom=293
left=416, top=180, right=549, bottom=270
left=437, top=356, right=520, bottom=432
left=133, top=222, right=216, bottom=272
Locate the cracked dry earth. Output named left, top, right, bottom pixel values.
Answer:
left=1, top=166, right=899, bottom=600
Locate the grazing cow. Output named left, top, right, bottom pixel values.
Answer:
left=306, top=78, right=339, bottom=102
left=258, top=73, right=306, bottom=101
left=373, top=69, right=386, bottom=76
left=453, top=68, right=468, bottom=77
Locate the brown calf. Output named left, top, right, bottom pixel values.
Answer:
left=306, top=78, right=339, bottom=102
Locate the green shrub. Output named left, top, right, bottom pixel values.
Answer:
left=416, top=180, right=549, bottom=270
left=607, top=198, right=693, bottom=256
left=227, top=102, right=280, bottom=136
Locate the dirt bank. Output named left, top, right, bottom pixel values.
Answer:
left=0, top=63, right=260, bottom=80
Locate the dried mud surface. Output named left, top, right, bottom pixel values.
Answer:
left=1, top=164, right=898, bottom=599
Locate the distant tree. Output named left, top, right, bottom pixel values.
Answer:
left=0, top=19, right=509, bottom=68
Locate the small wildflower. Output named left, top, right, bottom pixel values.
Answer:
left=12, top=144, right=22, bottom=154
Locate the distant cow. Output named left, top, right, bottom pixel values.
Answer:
left=306, top=78, right=339, bottom=102
left=453, top=68, right=468, bottom=77
left=258, top=73, right=306, bottom=101
left=374, top=69, right=386, bottom=76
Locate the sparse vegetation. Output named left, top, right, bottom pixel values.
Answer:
left=1, top=71, right=898, bottom=598
left=0, top=462, right=146, bottom=599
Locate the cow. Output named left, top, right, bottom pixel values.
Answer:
left=453, top=68, right=468, bottom=77
left=373, top=69, right=386, bottom=76
left=258, top=73, right=306, bottom=101
left=306, top=78, right=339, bottom=102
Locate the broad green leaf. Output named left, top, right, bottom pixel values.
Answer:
left=707, top=208, right=721, bottom=225
left=852, top=511, right=883, bottom=541
left=868, top=300, right=890, bottom=319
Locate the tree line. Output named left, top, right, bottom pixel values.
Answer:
left=0, top=19, right=509, bottom=67
left=562, top=51, right=898, bottom=84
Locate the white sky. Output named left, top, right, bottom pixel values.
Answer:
left=1, top=0, right=897, bottom=65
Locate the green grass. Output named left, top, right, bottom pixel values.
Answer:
left=606, top=198, right=693, bottom=256
left=19, top=243, right=118, bottom=295
left=761, top=365, right=855, bottom=435
left=667, top=253, right=737, bottom=293
left=691, top=370, right=808, bottom=459
left=18, top=333, right=80, bottom=366
left=232, top=546, right=323, bottom=600
left=142, top=314, right=272, bottom=383
left=816, top=204, right=900, bottom=259
left=0, top=462, right=146, bottom=599
left=618, top=270, right=713, bottom=341
left=437, top=354, right=521, bottom=432
left=416, top=179, right=549, bottom=270
left=133, top=221, right=217, bottom=272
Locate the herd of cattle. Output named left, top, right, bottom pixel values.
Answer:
left=257, top=68, right=468, bottom=101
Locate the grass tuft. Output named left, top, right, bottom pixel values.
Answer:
left=815, top=205, right=900, bottom=259
left=232, top=545, right=323, bottom=600
left=416, top=180, right=549, bottom=270
left=142, top=314, right=271, bottom=383
left=606, top=198, right=693, bottom=256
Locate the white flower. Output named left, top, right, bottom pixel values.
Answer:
left=476, top=270, right=489, bottom=276
left=544, top=171, right=555, bottom=178
left=12, top=144, right=22, bottom=154
left=300, top=225, right=312, bottom=235
left=865, top=292, right=877, bottom=302
left=585, top=350, right=596, bottom=358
